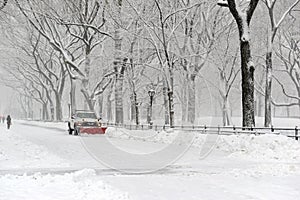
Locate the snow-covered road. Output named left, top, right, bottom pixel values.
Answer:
left=0, top=121, right=300, bottom=200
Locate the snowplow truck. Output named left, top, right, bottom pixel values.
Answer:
left=68, top=110, right=107, bottom=135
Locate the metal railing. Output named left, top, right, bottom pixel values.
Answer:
left=102, top=123, right=300, bottom=141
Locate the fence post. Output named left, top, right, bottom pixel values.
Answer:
left=218, top=125, right=220, bottom=135
left=271, top=125, right=274, bottom=132
left=233, top=125, right=236, bottom=134
left=295, top=126, right=298, bottom=141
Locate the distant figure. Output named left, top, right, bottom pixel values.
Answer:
left=2, top=116, right=4, bottom=123
left=6, top=115, right=11, bottom=129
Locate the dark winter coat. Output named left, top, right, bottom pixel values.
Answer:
left=6, top=115, right=11, bottom=124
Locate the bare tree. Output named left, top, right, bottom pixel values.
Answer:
left=262, top=0, right=300, bottom=127
left=215, top=27, right=240, bottom=126
left=59, top=0, right=110, bottom=111
left=176, top=1, right=229, bottom=124
left=15, top=0, right=112, bottom=114
left=274, top=30, right=300, bottom=112
left=219, top=0, right=259, bottom=127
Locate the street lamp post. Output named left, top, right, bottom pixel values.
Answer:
left=148, top=89, right=155, bottom=128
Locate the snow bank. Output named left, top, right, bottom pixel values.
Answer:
left=0, top=127, right=70, bottom=169
left=0, top=169, right=130, bottom=200
left=229, top=163, right=300, bottom=177
left=107, top=128, right=300, bottom=163
left=107, top=128, right=195, bottom=145
left=217, top=134, right=300, bottom=162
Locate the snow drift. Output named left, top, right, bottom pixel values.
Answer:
left=107, top=128, right=300, bottom=163
left=0, top=169, right=130, bottom=200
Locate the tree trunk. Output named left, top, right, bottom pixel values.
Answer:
left=130, top=92, right=139, bottom=125
left=130, top=94, right=136, bottom=122
left=81, top=49, right=95, bottom=112
left=115, top=76, right=124, bottom=124
left=135, top=98, right=139, bottom=125
left=80, top=89, right=95, bottom=111
left=107, top=87, right=113, bottom=122
left=264, top=51, right=272, bottom=127
left=222, top=100, right=226, bottom=126
left=50, top=103, right=54, bottom=121
left=42, top=102, right=49, bottom=120
left=70, top=78, right=77, bottom=116
left=168, top=89, right=174, bottom=127
left=82, top=49, right=91, bottom=110
left=223, top=97, right=232, bottom=126
left=169, top=68, right=175, bottom=127
left=98, top=94, right=104, bottom=117
left=163, top=80, right=169, bottom=125
left=55, top=93, right=62, bottom=121
left=188, top=75, right=196, bottom=124
left=27, top=98, right=33, bottom=119
left=227, top=0, right=258, bottom=127
left=113, top=0, right=124, bottom=124
left=181, top=76, right=188, bottom=122
left=257, top=94, right=263, bottom=117
left=240, top=40, right=255, bottom=127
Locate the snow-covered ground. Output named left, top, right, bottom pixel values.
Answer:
left=0, top=126, right=69, bottom=170
left=0, top=169, right=130, bottom=200
left=0, top=120, right=300, bottom=200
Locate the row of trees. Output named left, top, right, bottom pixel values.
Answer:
left=0, top=0, right=299, bottom=127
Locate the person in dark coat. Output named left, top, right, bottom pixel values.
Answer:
left=6, top=115, right=11, bottom=129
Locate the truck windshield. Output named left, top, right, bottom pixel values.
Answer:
left=76, top=113, right=97, bottom=119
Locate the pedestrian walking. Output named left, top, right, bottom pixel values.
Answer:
left=6, top=115, right=11, bottom=129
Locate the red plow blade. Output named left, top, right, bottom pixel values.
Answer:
left=79, top=127, right=107, bottom=134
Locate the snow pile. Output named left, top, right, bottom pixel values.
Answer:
left=107, top=128, right=197, bottom=146
left=229, top=163, right=300, bottom=177
left=217, top=134, right=300, bottom=162
left=0, top=128, right=70, bottom=169
left=0, top=169, right=130, bottom=200
left=107, top=128, right=300, bottom=163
